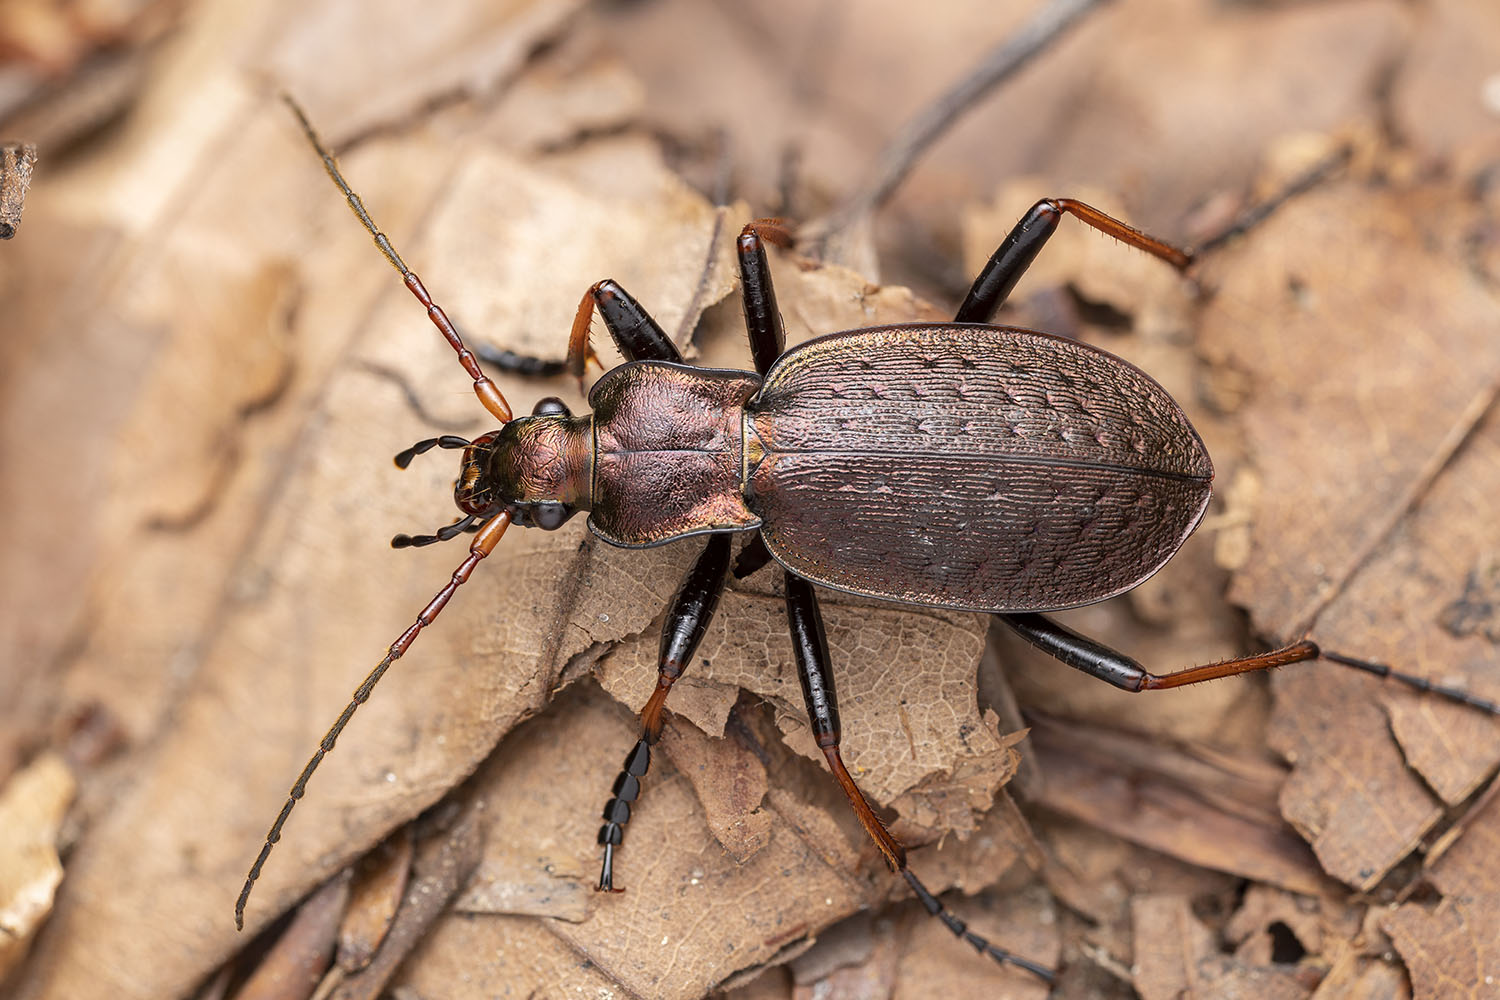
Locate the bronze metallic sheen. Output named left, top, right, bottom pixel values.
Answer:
left=533, top=323, right=1209, bottom=614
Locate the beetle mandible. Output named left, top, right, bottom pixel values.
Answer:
left=237, top=98, right=1500, bottom=983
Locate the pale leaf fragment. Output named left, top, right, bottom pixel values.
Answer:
left=0, top=754, right=74, bottom=981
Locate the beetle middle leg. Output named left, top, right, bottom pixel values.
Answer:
left=595, top=533, right=732, bottom=890
left=955, top=198, right=1193, bottom=325
left=731, top=219, right=793, bottom=580
left=784, top=574, right=1056, bottom=983
left=593, top=224, right=791, bottom=887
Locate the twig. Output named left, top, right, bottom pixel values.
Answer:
left=1195, top=144, right=1353, bottom=255
left=1, top=143, right=38, bottom=239
left=808, top=0, right=1110, bottom=247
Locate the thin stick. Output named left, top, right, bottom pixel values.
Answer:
left=1195, top=144, right=1352, bottom=255
left=811, top=0, right=1110, bottom=245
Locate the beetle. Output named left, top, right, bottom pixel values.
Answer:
left=237, top=99, right=1500, bottom=983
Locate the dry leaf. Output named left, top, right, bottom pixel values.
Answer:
left=232, top=872, right=347, bottom=1000
left=1132, top=894, right=1315, bottom=1000
left=257, top=0, right=584, bottom=145
left=0, top=755, right=74, bottom=980
left=8, top=2, right=1500, bottom=998
left=1198, top=177, right=1500, bottom=889
left=1029, top=716, right=1331, bottom=897
left=1383, top=897, right=1500, bottom=1000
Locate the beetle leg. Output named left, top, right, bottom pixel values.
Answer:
left=596, top=534, right=732, bottom=891
left=731, top=534, right=774, bottom=579
left=999, top=612, right=1318, bottom=690
left=571, top=278, right=681, bottom=372
left=1001, top=614, right=1500, bottom=713
left=468, top=278, right=677, bottom=392
left=470, top=344, right=572, bottom=378
left=785, top=573, right=1055, bottom=984
left=955, top=198, right=1193, bottom=325
left=739, top=220, right=792, bottom=377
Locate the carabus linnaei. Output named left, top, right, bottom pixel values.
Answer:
left=236, top=98, right=1500, bottom=984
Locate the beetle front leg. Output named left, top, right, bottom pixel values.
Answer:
left=596, top=534, right=732, bottom=891
left=955, top=199, right=1193, bottom=325
left=784, top=573, right=1055, bottom=984
left=467, top=279, right=681, bottom=385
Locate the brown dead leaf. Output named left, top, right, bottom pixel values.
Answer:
left=258, top=0, right=584, bottom=146
left=1133, top=894, right=1316, bottom=1000
left=1224, top=884, right=1327, bottom=967
left=0, top=143, right=37, bottom=239
left=1383, top=896, right=1500, bottom=1000
left=387, top=684, right=877, bottom=1000
left=1424, top=779, right=1500, bottom=898
left=1271, top=398, right=1500, bottom=887
left=787, top=913, right=895, bottom=1000
left=658, top=710, right=774, bottom=863
left=603, top=0, right=1410, bottom=258
left=0, top=754, right=73, bottom=981
left=4, top=28, right=742, bottom=1000
left=1311, top=955, right=1413, bottom=1000
left=0, top=202, right=130, bottom=786
left=1197, top=176, right=1500, bottom=889
left=889, top=887, right=1056, bottom=1000
left=391, top=912, right=622, bottom=999
left=1030, top=716, right=1331, bottom=897
left=331, top=796, right=485, bottom=1000
left=1204, top=178, right=1500, bottom=639
left=1131, top=893, right=1220, bottom=1000
left=1388, top=0, right=1500, bottom=161
left=233, top=872, right=347, bottom=1000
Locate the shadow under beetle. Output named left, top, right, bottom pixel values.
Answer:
left=238, top=98, right=1500, bottom=984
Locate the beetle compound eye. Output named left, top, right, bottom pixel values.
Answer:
left=533, top=396, right=571, bottom=418
left=532, top=502, right=569, bottom=531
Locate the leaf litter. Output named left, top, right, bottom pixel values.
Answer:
left=2, top=1, right=1500, bottom=999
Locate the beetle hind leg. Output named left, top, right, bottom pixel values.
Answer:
left=1001, top=611, right=1318, bottom=691
left=595, top=534, right=732, bottom=890
left=784, top=573, right=1056, bottom=984
left=1001, top=613, right=1500, bottom=716
left=955, top=198, right=1193, bottom=325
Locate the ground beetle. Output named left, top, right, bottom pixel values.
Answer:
left=237, top=99, right=1500, bottom=984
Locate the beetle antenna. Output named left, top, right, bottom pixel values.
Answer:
left=235, top=511, right=512, bottom=931
left=283, top=94, right=514, bottom=424
left=1322, top=650, right=1500, bottom=715
left=393, top=435, right=471, bottom=470
left=392, top=513, right=478, bottom=548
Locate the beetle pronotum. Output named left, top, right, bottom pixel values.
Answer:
left=237, top=98, right=1500, bottom=984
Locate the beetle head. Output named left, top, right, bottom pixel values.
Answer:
left=457, top=396, right=590, bottom=530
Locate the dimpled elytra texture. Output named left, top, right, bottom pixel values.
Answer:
left=748, top=325, right=1212, bottom=612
